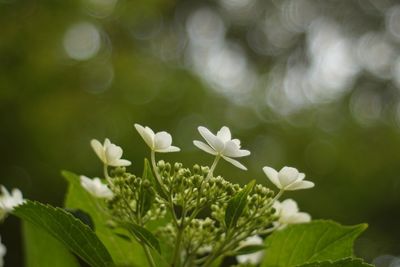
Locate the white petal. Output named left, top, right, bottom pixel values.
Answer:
left=285, top=180, right=314, bottom=191
left=232, top=139, right=241, bottom=147
left=154, top=131, right=172, bottom=150
left=104, top=138, right=111, bottom=147
left=105, top=144, right=123, bottom=164
left=193, top=141, right=217, bottom=155
left=91, top=139, right=105, bottom=163
left=222, top=156, right=247, bottom=170
left=112, top=159, right=132, bottom=167
left=280, top=199, right=299, bottom=216
left=222, top=141, right=250, bottom=158
left=262, top=167, right=281, bottom=189
left=278, top=167, right=300, bottom=187
left=216, top=126, right=231, bottom=142
left=156, top=146, right=181, bottom=153
left=290, top=212, right=311, bottom=223
left=198, top=126, right=224, bottom=152
left=297, top=173, right=306, bottom=181
left=80, top=176, right=113, bottom=199
left=134, top=124, right=155, bottom=149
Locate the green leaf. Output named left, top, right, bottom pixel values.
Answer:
left=225, top=180, right=256, bottom=229
left=139, top=159, right=156, bottom=217
left=23, top=221, right=80, bottom=267
left=143, top=158, right=168, bottom=200
left=122, top=222, right=161, bottom=253
left=298, top=257, right=373, bottom=267
left=63, top=170, right=149, bottom=267
left=13, top=200, right=113, bottom=267
left=261, top=220, right=367, bottom=267
left=231, top=245, right=266, bottom=256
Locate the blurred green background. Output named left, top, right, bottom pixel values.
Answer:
left=1, top=0, right=400, bottom=266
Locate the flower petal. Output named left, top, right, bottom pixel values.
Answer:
left=193, top=141, right=217, bottom=155
left=198, top=126, right=224, bottom=152
left=222, top=141, right=251, bottom=158
left=222, top=155, right=247, bottom=170
left=216, top=126, right=231, bottom=142
left=278, top=167, right=300, bottom=187
left=112, top=159, right=132, bottom=167
left=105, top=144, right=123, bottom=164
left=134, top=124, right=155, bottom=149
left=156, top=146, right=181, bottom=153
left=91, top=139, right=105, bottom=162
left=154, top=131, right=172, bottom=150
left=280, top=199, right=299, bottom=216
left=285, top=180, right=314, bottom=191
left=289, top=212, right=311, bottom=224
left=262, top=166, right=281, bottom=189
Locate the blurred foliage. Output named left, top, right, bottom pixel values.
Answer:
left=1, top=0, right=400, bottom=266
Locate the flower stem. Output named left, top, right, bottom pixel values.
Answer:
left=207, top=155, right=221, bottom=179
left=150, top=150, right=164, bottom=186
left=143, top=244, right=156, bottom=267
left=103, top=164, right=112, bottom=184
left=171, top=224, right=184, bottom=267
left=272, top=189, right=284, bottom=203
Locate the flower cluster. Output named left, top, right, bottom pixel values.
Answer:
left=79, top=123, right=314, bottom=267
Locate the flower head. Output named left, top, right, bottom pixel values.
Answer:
left=91, top=138, right=131, bottom=167
left=236, top=235, right=264, bottom=264
left=193, top=126, right=250, bottom=170
left=273, top=199, right=311, bottom=228
left=0, top=186, right=25, bottom=220
left=0, top=236, right=5, bottom=267
left=262, top=166, right=314, bottom=191
left=134, top=124, right=180, bottom=153
left=80, top=176, right=114, bottom=199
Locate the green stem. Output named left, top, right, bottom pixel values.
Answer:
left=171, top=224, right=184, bottom=267
left=272, top=189, right=284, bottom=203
left=103, top=164, right=112, bottom=184
left=207, top=155, right=221, bottom=179
left=143, top=244, right=156, bottom=267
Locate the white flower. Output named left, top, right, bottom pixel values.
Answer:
left=134, top=124, right=180, bottom=153
left=0, top=186, right=25, bottom=220
left=80, top=176, right=114, bottom=199
left=273, top=199, right=311, bottom=228
left=193, top=126, right=250, bottom=170
left=0, top=236, right=5, bottom=267
left=91, top=138, right=131, bottom=167
left=236, top=235, right=264, bottom=264
left=262, top=166, right=314, bottom=191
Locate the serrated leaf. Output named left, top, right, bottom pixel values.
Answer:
left=261, top=220, right=367, bottom=267
left=13, top=200, right=113, bottom=267
left=232, top=245, right=266, bottom=256
left=122, top=222, right=161, bottom=253
left=225, top=180, right=256, bottom=229
left=298, top=257, right=373, bottom=267
left=63, top=170, right=148, bottom=267
left=23, top=221, right=80, bottom=267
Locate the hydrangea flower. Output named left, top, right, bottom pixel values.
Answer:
left=262, top=166, right=314, bottom=191
left=236, top=235, right=264, bottom=264
left=273, top=199, right=311, bottom=228
left=0, top=186, right=25, bottom=220
left=80, top=176, right=114, bottom=199
left=134, top=124, right=180, bottom=153
left=0, top=236, right=5, bottom=267
left=91, top=138, right=131, bottom=167
left=193, top=126, right=250, bottom=170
